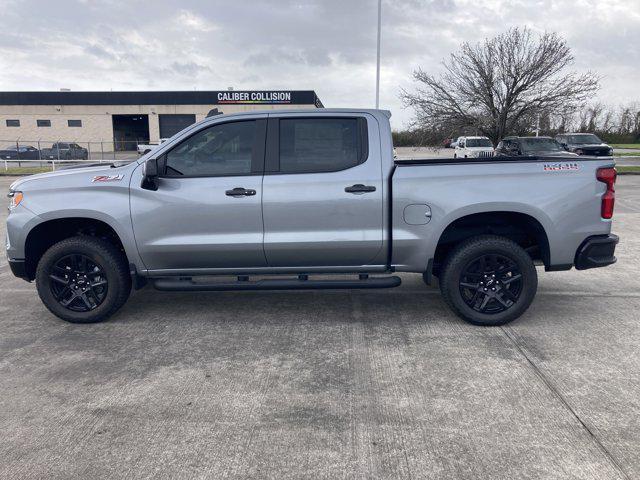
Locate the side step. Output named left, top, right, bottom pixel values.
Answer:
left=153, top=275, right=401, bottom=292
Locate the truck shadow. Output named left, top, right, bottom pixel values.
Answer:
left=119, top=280, right=456, bottom=328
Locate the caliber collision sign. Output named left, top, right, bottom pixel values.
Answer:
left=216, top=91, right=303, bottom=105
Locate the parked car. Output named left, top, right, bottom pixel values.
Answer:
left=555, top=133, right=613, bottom=156
left=137, top=138, right=169, bottom=155
left=442, top=138, right=454, bottom=148
left=0, top=145, right=41, bottom=160
left=7, top=109, right=618, bottom=327
left=41, top=142, right=88, bottom=160
left=454, top=136, right=494, bottom=158
left=495, top=136, right=579, bottom=157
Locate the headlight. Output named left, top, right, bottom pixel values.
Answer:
left=8, top=191, right=23, bottom=209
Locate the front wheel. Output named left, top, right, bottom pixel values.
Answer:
left=439, top=235, right=538, bottom=326
left=36, top=236, right=131, bottom=323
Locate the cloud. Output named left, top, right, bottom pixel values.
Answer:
left=0, top=0, right=637, bottom=128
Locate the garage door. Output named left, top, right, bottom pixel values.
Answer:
left=159, top=114, right=197, bottom=138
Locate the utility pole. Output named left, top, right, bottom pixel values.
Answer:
left=375, top=0, right=382, bottom=109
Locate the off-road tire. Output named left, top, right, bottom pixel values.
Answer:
left=439, top=235, right=538, bottom=326
left=36, top=236, right=131, bottom=323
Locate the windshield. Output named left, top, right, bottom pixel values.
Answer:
left=466, top=138, right=493, bottom=148
left=563, top=134, right=602, bottom=144
left=520, top=138, right=564, bottom=153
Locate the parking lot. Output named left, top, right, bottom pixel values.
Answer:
left=0, top=174, right=638, bottom=479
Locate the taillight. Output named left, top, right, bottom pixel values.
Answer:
left=596, top=167, right=616, bottom=219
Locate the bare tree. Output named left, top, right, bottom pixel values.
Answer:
left=401, top=27, right=600, bottom=144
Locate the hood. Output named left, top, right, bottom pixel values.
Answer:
left=9, top=163, right=131, bottom=192
left=465, top=146, right=494, bottom=151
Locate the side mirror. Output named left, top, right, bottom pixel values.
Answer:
left=141, top=158, right=159, bottom=191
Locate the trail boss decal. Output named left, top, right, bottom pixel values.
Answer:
left=543, top=162, right=580, bottom=172
left=92, top=174, right=124, bottom=182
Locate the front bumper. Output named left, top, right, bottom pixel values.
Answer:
left=575, top=234, right=619, bottom=270
left=8, top=259, right=30, bottom=281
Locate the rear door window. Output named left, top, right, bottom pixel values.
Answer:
left=277, top=118, right=366, bottom=174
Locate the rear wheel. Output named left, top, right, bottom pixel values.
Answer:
left=439, top=235, right=537, bottom=326
left=36, top=236, right=131, bottom=323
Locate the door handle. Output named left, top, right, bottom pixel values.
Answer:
left=225, top=187, right=256, bottom=197
left=345, top=184, right=376, bottom=193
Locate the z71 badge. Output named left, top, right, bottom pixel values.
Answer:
left=92, top=174, right=124, bottom=182
left=543, top=162, right=579, bottom=172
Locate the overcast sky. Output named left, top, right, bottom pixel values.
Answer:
left=0, top=0, right=638, bottom=128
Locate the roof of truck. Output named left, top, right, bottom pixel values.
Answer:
left=213, top=108, right=392, bottom=118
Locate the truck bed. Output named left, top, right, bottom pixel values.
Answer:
left=390, top=155, right=616, bottom=272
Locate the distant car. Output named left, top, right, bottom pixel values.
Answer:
left=555, top=133, right=613, bottom=157
left=0, top=145, right=40, bottom=160
left=454, top=136, right=494, bottom=159
left=137, top=138, right=168, bottom=155
left=442, top=138, right=454, bottom=148
left=495, top=136, right=579, bottom=157
left=41, top=142, right=88, bottom=160
left=450, top=136, right=465, bottom=149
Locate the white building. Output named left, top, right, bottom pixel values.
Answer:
left=0, top=90, right=323, bottom=152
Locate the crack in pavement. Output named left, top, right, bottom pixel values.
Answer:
left=500, top=326, right=631, bottom=480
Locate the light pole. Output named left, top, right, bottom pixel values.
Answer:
left=375, top=0, right=382, bottom=109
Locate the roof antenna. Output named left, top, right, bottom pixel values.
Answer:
left=206, top=108, right=222, bottom=118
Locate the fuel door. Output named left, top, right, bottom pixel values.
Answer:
left=403, top=204, right=432, bottom=225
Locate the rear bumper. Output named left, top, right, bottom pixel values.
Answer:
left=8, top=259, right=30, bottom=281
left=575, top=234, right=619, bottom=270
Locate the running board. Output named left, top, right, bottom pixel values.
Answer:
left=153, top=275, right=402, bottom=292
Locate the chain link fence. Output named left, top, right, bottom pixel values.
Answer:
left=0, top=139, right=152, bottom=172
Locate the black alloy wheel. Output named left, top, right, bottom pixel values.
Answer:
left=458, top=254, right=522, bottom=314
left=48, top=254, right=108, bottom=312
left=438, top=235, right=538, bottom=326
left=36, top=236, right=131, bottom=323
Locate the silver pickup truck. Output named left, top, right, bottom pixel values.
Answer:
left=6, top=109, right=618, bottom=326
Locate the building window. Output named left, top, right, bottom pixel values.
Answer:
left=6, top=119, right=20, bottom=127
left=68, top=119, right=82, bottom=127
left=37, top=119, right=51, bottom=127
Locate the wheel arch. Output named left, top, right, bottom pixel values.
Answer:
left=431, top=210, right=551, bottom=278
left=23, top=216, right=132, bottom=280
